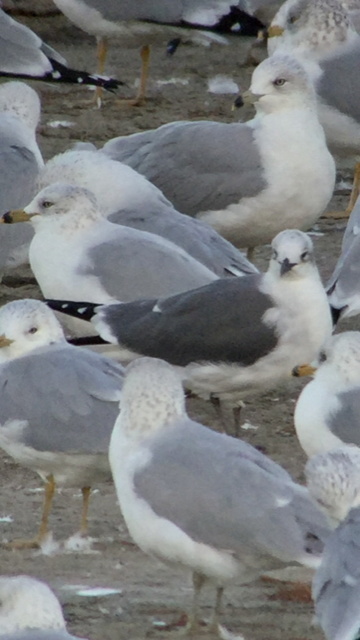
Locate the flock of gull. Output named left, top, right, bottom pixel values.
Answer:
left=3, top=0, right=360, bottom=639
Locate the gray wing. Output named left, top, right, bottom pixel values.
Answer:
left=109, top=205, right=258, bottom=278
left=313, top=506, right=360, bottom=640
left=327, top=195, right=360, bottom=292
left=318, top=42, right=360, bottom=124
left=102, top=121, right=267, bottom=216
left=83, top=228, right=217, bottom=302
left=0, top=345, right=123, bottom=454
left=327, top=234, right=360, bottom=316
left=134, top=419, right=329, bottom=563
left=95, top=275, right=281, bottom=366
left=326, top=388, right=360, bottom=446
left=0, top=8, right=51, bottom=75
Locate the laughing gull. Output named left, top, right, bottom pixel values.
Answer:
left=101, top=53, right=336, bottom=254
left=0, top=7, right=120, bottom=90
left=46, top=230, right=333, bottom=432
left=0, top=575, right=86, bottom=639
left=305, top=447, right=360, bottom=640
left=294, top=332, right=360, bottom=458
left=109, top=356, right=329, bottom=637
left=0, top=299, right=123, bottom=548
left=37, top=148, right=257, bottom=279
left=268, top=0, right=360, bottom=216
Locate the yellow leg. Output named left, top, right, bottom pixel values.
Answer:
left=323, top=162, right=360, bottom=219
left=116, top=45, right=151, bottom=107
left=80, top=486, right=91, bottom=536
left=247, top=246, right=255, bottom=262
left=5, top=475, right=56, bottom=550
left=94, top=36, right=108, bottom=107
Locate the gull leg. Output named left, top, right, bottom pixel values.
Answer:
left=323, top=162, right=360, bottom=219
left=246, top=247, right=255, bottom=262
left=93, top=36, right=108, bottom=108
left=6, top=475, right=56, bottom=549
left=210, top=395, right=229, bottom=434
left=183, top=572, right=206, bottom=635
left=207, top=586, right=224, bottom=633
left=80, top=486, right=91, bottom=536
left=232, top=404, right=244, bottom=438
left=117, top=45, right=151, bottom=107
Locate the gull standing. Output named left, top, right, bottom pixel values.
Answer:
left=0, top=299, right=124, bottom=547
left=101, top=53, right=335, bottom=254
left=48, top=230, right=333, bottom=431
left=305, top=446, right=360, bottom=640
left=109, top=356, right=329, bottom=637
left=294, top=332, right=360, bottom=458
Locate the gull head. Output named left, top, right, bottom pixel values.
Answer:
left=2, top=182, right=103, bottom=228
left=117, top=357, right=185, bottom=439
left=268, top=0, right=355, bottom=58
left=0, top=81, right=41, bottom=130
left=0, top=575, right=66, bottom=632
left=269, top=229, right=315, bottom=279
left=305, top=446, right=360, bottom=526
left=248, top=53, right=316, bottom=114
left=312, top=331, right=360, bottom=387
left=0, top=299, right=66, bottom=361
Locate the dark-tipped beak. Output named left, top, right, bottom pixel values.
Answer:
left=233, top=95, right=244, bottom=109
left=267, top=24, right=284, bottom=38
left=0, top=210, right=35, bottom=224
left=292, top=364, right=317, bottom=377
left=0, top=334, right=14, bottom=348
left=280, top=258, right=296, bottom=276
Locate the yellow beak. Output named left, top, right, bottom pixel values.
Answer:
left=0, top=210, right=37, bottom=224
left=292, top=364, right=317, bottom=377
left=0, top=334, right=14, bottom=348
left=267, top=25, right=284, bottom=38
left=241, top=90, right=261, bottom=105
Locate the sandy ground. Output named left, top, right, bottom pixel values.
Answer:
left=0, top=10, right=359, bottom=640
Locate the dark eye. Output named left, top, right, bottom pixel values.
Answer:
left=319, top=351, right=327, bottom=363
left=28, top=327, right=38, bottom=334
left=301, top=251, right=308, bottom=260
left=274, top=78, right=286, bottom=86
left=42, top=201, right=53, bottom=208
left=288, top=14, right=298, bottom=24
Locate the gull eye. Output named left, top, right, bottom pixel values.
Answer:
left=288, top=14, right=298, bottom=24
left=273, top=78, right=286, bottom=87
left=301, top=251, right=308, bottom=260
left=42, top=201, right=53, bottom=209
left=319, top=351, right=327, bottom=363
left=28, top=327, right=38, bottom=335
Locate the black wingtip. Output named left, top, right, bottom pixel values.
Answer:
left=45, top=299, right=99, bottom=322
left=330, top=304, right=347, bottom=325
left=167, top=37, right=181, bottom=56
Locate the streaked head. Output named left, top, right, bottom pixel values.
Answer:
left=117, top=357, right=185, bottom=438
left=305, top=446, right=360, bottom=525
left=248, top=53, right=315, bottom=114
left=0, top=575, right=65, bottom=632
left=0, top=299, right=65, bottom=361
left=268, top=0, right=354, bottom=57
left=269, top=229, right=315, bottom=278
left=0, top=81, right=41, bottom=130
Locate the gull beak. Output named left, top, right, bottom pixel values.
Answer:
left=280, top=258, right=296, bottom=276
left=267, top=24, right=284, bottom=38
left=0, top=334, right=14, bottom=348
left=0, top=210, right=37, bottom=224
left=240, top=89, right=263, bottom=106
left=292, top=364, right=317, bottom=377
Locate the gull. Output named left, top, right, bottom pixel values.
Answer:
left=109, top=356, right=330, bottom=637
left=37, top=147, right=258, bottom=279
left=327, top=194, right=360, bottom=320
left=267, top=0, right=360, bottom=216
left=0, top=298, right=123, bottom=548
left=101, top=53, right=336, bottom=255
left=1, top=182, right=218, bottom=306
left=0, top=574, right=86, bottom=639
left=52, top=0, right=262, bottom=106
left=293, top=331, right=360, bottom=459
left=0, top=81, right=43, bottom=276
left=0, top=7, right=120, bottom=90
left=305, top=446, right=360, bottom=640
left=47, top=229, right=333, bottom=432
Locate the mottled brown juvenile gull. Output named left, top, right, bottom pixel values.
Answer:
left=109, top=356, right=329, bottom=637
left=37, top=148, right=258, bottom=278
left=0, top=7, right=119, bottom=90
left=305, top=447, right=360, bottom=640
left=101, top=53, right=336, bottom=252
left=47, top=230, right=333, bottom=430
left=294, top=332, right=360, bottom=458
left=0, top=299, right=123, bottom=548
left=268, top=0, right=360, bottom=215
left=0, top=81, right=43, bottom=275
left=327, top=195, right=360, bottom=320
left=0, top=575, right=87, bottom=639
left=1, top=182, right=218, bottom=305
